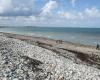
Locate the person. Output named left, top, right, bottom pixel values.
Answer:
left=56, top=40, right=62, bottom=44
left=96, top=44, right=99, bottom=49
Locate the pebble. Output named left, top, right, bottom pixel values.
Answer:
left=0, top=35, right=100, bottom=80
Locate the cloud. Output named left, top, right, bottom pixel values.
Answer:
left=0, top=0, right=100, bottom=27
left=0, top=0, right=35, bottom=16
left=78, top=12, right=84, bottom=19
left=85, top=7, right=100, bottom=17
left=58, top=7, right=100, bottom=20
left=40, top=0, right=58, bottom=17
left=0, top=16, right=38, bottom=26
left=14, top=4, right=30, bottom=12
left=58, top=11, right=84, bottom=20
left=0, top=0, right=12, bottom=14
left=0, top=0, right=58, bottom=26
left=71, top=0, right=77, bottom=7
left=58, top=11, right=77, bottom=20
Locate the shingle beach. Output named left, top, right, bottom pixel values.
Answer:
left=0, top=33, right=100, bottom=80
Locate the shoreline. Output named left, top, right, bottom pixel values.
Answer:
left=0, top=32, right=100, bottom=79
left=0, top=32, right=96, bottom=47
left=0, top=32, right=100, bottom=67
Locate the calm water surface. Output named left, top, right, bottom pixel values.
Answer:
left=0, top=27, right=100, bottom=46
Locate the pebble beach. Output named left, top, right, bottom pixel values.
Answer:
left=0, top=33, right=100, bottom=80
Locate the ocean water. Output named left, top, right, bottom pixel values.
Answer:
left=0, top=27, right=100, bottom=46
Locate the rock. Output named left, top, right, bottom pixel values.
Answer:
left=0, top=35, right=100, bottom=80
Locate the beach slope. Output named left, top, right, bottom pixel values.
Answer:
left=0, top=33, right=100, bottom=79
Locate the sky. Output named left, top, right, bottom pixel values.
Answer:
left=0, top=0, right=100, bottom=27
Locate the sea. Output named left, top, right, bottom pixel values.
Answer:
left=0, top=27, right=100, bottom=46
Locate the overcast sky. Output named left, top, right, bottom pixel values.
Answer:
left=0, top=0, right=100, bottom=27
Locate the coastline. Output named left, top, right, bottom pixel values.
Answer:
left=0, top=32, right=100, bottom=66
left=0, top=32, right=100, bottom=79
